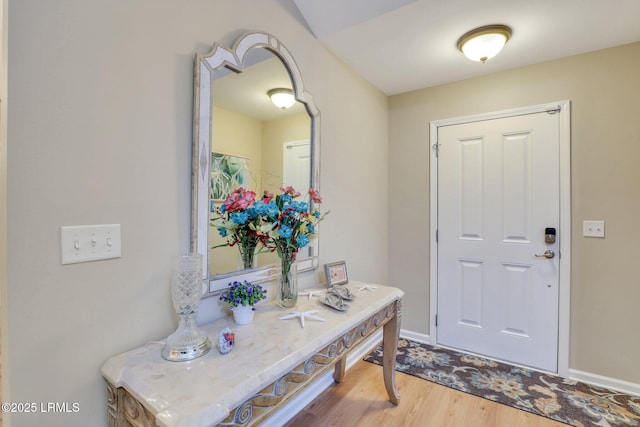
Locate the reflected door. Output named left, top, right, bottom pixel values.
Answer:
left=283, top=140, right=310, bottom=193
left=437, top=112, right=560, bottom=372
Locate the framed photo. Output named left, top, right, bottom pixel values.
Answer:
left=324, top=261, right=348, bottom=286
left=210, top=152, right=250, bottom=201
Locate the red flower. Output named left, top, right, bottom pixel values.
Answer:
left=223, top=187, right=256, bottom=212
left=262, top=190, right=274, bottom=203
left=308, top=188, right=323, bottom=204
left=280, top=186, right=301, bottom=197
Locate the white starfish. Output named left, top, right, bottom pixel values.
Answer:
left=298, top=290, right=325, bottom=301
left=357, top=284, right=378, bottom=292
left=279, top=310, right=326, bottom=328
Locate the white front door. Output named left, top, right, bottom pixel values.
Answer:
left=436, top=110, right=561, bottom=372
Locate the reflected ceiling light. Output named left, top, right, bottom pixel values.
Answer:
left=457, top=24, right=512, bottom=63
left=267, top=88, right=296, bottom=109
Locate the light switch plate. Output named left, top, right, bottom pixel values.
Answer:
left=583, top=220, right=605, bottom=238
left=61, top=224, right=122, bottom=264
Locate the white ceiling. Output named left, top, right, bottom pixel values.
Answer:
left=292, top=0, right=640, bottom=95
left=214, top=56, right=306, bottom=121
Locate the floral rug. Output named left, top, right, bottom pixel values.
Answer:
left=364, top=339, right=640, bottom=426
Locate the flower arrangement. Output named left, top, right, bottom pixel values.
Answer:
left=211, top=187, right=267, bottom=269
left=259, top=186, right=329, bottom=307
left=260, top=186, right=328, bottom=257
left=219, top=280, right=267, bottom=309
left=212, top=185, right=328, bottom=308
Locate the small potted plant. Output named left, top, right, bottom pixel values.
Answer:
left=219, top=280, right=267, bottom=325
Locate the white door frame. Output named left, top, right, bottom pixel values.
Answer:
left=429, top=100, right=571, bottom=376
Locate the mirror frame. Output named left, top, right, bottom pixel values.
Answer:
left=191, top=31, right=321, bottom=297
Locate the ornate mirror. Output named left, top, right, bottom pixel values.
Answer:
left=192, top=32, right=320, bottom=296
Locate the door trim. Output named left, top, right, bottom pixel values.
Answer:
left=429, top=101, right=571, bottom=376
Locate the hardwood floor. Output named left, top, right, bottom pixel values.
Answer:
left=285, top=360, right=566, bottom=427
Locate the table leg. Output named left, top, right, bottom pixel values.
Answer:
left=382, top=302, right=400, bottom=404
left=333, top=356, right=346, bottom=383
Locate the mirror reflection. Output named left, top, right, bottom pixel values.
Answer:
left=209, top=51, right=312, bottom=276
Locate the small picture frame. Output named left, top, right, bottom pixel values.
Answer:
left=324, top=261, right=349, bottom=286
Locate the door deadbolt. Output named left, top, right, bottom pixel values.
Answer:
left=545, top=227, right=556, bottom=244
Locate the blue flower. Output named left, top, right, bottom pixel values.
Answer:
left=279, top=225, right=293, bottom=239
left=307, top=224, right=315, bottom=234
left=253, top=200, right=267, bottom=215
left=297, top=233, right=310, bottom=247
left=254, top=200, right=279, bottom=217
left=217, top=228, right=228, bottom=237
left=246, top=207, right=258, bottom=219
left=291, top=201, right=309, bottom=213
left=230, top=212, right=249, bottom=225
left=219, top=204, right=226, bottom=214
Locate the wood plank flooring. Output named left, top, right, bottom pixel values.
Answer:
left=285, top=360, right=566, bottom=427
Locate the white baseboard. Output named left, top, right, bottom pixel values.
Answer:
left=263, top=329, right=384, bottom=427
left=569, top=369, right=640, bottom=397
left=399, top=329, right=430, bottom=345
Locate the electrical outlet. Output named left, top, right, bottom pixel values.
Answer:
left=61, top=224, right=122, bottom=264
left=583, top=220, right=605, bottom=238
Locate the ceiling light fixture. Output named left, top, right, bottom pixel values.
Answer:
left=457, top=24, right=512, bottom=63
left=267, top=88, right=296, bottom=109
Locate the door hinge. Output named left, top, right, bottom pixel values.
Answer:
left=435, top=314, right=438, bottom=327
left=432, top=142, right=441, bottom=157
left=435, top=229, right=438, bottom=243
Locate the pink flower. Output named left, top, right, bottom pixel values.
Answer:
left=308, top=188, right=323, bottom=204
left=224, top=187, right=256, bottom=212
left=280, top=186, right=301, bottom=197
left=262, top=190, right=274, bottom=203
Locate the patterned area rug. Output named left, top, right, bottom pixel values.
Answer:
left=364, top=339, right=640, bottom=427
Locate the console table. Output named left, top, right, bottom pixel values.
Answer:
left=101, top=282, right=403, bottom=427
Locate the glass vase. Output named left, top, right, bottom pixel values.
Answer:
left=161, top=254, right=212, bottom=361
left=237, top=235, right=258, bottom=270
left=277, top=249, right=298, bottom=308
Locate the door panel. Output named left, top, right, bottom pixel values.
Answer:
left=283, top=140, right=310, bottom=192
left=437, top=112, right=560, bottom=372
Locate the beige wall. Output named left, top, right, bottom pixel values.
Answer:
left=261, top=111, right=310, bottom=192
left=210, top=106, right=262, bottom=274
left=209, top=108, right=309, bottom=274
left=212, top=105, right=263, bottom=190
left=5, top=1, right=388, bottom=426
left=0, top=0, right=7, bottom=411
left=389, top=42, right=640, bottom=384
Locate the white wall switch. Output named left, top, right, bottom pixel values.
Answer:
left=61, top=224, right=122, bottom=264
left=583, top=220, right=605, bottom=238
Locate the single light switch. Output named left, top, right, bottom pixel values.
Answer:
left=583, top=220, right=605, bottom=238
left=61, top=224, right=122, bottom=264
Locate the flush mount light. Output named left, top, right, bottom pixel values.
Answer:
left=267, top=88, right=296, bottom=109
left=457, top=24, right=512, bottom=63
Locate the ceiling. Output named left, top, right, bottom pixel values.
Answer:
left=292, top=0, right=640, bottom=95
left=214, top=55, right=306, bottom=121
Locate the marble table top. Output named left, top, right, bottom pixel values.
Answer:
left=101, top=282, right=403, bottom=427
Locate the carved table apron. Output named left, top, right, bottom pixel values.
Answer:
left=102, top=283, right=403, bottom=427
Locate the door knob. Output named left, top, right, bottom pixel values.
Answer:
left=534, top=250, right=555, bottom=259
